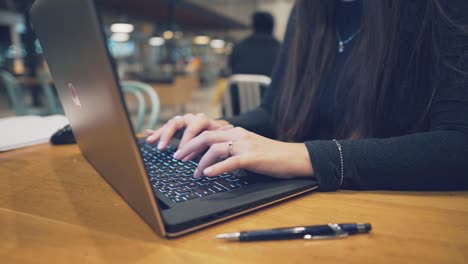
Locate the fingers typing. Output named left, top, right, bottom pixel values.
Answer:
left=157, top=116, right=185, bottom=149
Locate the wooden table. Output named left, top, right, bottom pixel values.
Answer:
left=123, top=75, right=198, bottom=108
left=1, top=144, right=467, bottom=264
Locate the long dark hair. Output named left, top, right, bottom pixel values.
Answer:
left=275, top=0, right=440, bottom=141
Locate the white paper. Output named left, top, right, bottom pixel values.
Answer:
left=0, top=115, right=69, bottom=152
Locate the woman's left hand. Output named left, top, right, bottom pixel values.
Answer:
left=172, top=127, right=314, bottom=179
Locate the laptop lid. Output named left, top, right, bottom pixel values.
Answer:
left=30, top=0, right=166, bottom=237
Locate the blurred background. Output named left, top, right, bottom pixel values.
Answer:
left=0, top=0, right=294, bottom=132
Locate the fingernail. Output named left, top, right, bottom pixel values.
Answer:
left=157, top=141, right=163, bottom=150
left=193, top=168, right=199, bottom=177
left=203, top=167, right=213, bottom=175
left=173, top=151, right=180, bottom=159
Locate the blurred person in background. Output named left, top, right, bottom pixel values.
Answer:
left=228, top=11, right=281, bottom=77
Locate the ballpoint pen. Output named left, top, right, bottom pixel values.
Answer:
left=216, top=223, right=371, bottom=241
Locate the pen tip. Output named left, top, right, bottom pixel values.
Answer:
left=215, top=232, right=240, bottom=241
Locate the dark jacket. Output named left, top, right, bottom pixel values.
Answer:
left=228, top=33, right=281, bottom=77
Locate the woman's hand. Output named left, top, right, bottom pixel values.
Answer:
left=146, top=113, right=231, bottom=150
left=173, top=127, right=314, bottom=179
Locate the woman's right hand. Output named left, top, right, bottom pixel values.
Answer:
left=146, top=113, right=232, bottom=150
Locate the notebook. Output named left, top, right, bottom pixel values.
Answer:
left=0, top=115, right=68, bottom=152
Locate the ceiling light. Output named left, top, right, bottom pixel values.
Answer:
left=149, top=37, right=165, bottom=46
left=210, top=39, right=225, bottom=49
left=163, top=30, right=174, bottom=39
left=193, top=36, right=210, bottom=45
left=111, top=33, right=130, bottom=42
left=110, top=23, right=134, bottom=33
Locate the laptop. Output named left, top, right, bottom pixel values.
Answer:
left=30, top=0, right=318, bottom=237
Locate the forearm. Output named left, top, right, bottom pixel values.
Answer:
left=305, top=130, right=468, bottom=191
left=284, top=143, right=315, bottom=177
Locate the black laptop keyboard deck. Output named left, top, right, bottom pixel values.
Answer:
left=139, top=143, right=250, bottom=203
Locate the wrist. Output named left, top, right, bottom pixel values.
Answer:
left=283, top=143, right=314, bottom=178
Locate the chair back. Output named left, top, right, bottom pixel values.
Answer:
left=121, top=81, right=160, bottom=132
left=37, top=71, right=64, bottom=115
left=0, top=70, right=63, bottom=116
left=0, top=70, right=28, bottom=115
left=222, top=74, right=271, bottom=117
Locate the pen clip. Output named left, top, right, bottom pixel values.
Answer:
left=303, top=223, right=349, bottom=240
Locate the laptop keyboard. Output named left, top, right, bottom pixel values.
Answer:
left=139, top=143, right=250, bottom=203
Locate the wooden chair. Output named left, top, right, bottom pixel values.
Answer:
left=0, top=70, right=62, bottom=116
left=148, top=75, right=199, bottom=115
left=121, top=81, right=160, bottom=132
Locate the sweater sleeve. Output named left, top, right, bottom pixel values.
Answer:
left=306, top=1, right=468, bottom=191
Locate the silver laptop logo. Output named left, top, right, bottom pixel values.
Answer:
left=69, top=82, right=82, bottom=109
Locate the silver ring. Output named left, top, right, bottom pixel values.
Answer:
left=227, top=140, right=233, bottom=157
left=173, top=115, right=182, bottom=120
